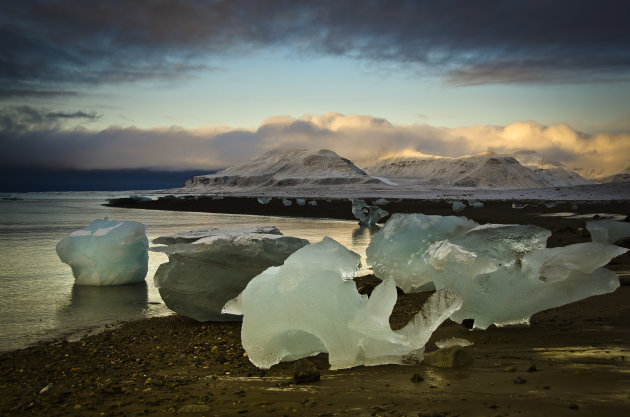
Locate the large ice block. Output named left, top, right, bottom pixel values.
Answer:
left=235, top=237, right=463, bottom=370
left=425, top=230, right=626, bottom=329
left=153, top=227, right=308, bottom=322
left=366, top=214, right=478, bottom=292
left=56, top=218, right=149, bottom=286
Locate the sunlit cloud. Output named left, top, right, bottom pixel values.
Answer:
left=1, top=109, right=627, bottom=177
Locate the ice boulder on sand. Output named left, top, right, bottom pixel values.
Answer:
left=368, top=214, right=626, bottom=329
left=366, top=214, right=479, bottom=292
left=232, top=237, right=463, bottom=370
left=427, top=239, right=626, bottom=329
left=350, top=199, right=389, bottom=226
left=586, top=219, right=630, bottom=244
left=423, top=223, right=626, bottom=329
left=153, top=226, right=309, bottom=322
left=56, top=218, right=149, bottom=286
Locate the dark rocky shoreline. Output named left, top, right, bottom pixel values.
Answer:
left=106, top=194, right=630, bottom=226
left=2, top=196, right=630, bottom=416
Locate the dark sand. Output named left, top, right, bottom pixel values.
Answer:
left=2, top=198, right=630, bottom=416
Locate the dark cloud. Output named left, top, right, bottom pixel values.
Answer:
left=0, top=106, right=100, bottom=131
left=0, top=89, right=80, bottom=98
left=1, top=0, right=628, bottom=90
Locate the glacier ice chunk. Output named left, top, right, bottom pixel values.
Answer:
left=350, top=199, right=389, bottom=225
left=236, top=237, right=463, bottom=369
left=451, top=201, right=466, bottom=212
left=521, top=242, right=627, bottom=283
left=450, top=223, right=551, bottom=265
left=586, top=219, right=630, bottom=244
left=424, top=227, right=627, bottom=329
left=56, top=218, right=149, bottom=286
left=153, top=226, right=308, bottom=322
left=369, top=213, right=626, bottom=329
left=366, top=214, right=478, bottom=292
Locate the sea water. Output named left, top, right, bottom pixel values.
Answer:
left=0, top=192, right=377, bottom=352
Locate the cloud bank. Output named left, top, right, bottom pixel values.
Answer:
left=1, top=0, right=629, bottom=95
left=1, top=108, right=627, bottom=178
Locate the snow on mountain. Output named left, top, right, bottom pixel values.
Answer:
left=594, top=167, right=630, bottom=184
left=363, top=151, right=591, bottom=189
left=511, top=150, right=591, bottom=187
left=185, top=149, right=385, bottom=190
left=183, top=149, right=593, bottom=192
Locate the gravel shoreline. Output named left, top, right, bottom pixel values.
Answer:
left=3, top=198, right=630, bottom=416
left=2, top=281, right=629, bottom=417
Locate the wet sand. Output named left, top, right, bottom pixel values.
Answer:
left=2, top=198, right=630, bottom=416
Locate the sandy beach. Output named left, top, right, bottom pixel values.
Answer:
left=2, top=197, right=630, bottom=416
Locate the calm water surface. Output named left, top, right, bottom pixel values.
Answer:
left=0, top=192, right=377, bottom=351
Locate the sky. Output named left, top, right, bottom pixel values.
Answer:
left=1, top=0, right=630, bottom=187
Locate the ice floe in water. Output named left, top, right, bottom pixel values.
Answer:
left=234, top=237, right=463, bottom=370
left=153, top=226, right=308, bottom=322
left=350, top=199, right=389, bottom=225
left=366, top=214, right=478, bottom=292
left=257, top=197, right=271, bottom=204
left=451, top=201, right=466, bottom=212
left=56, top=218, right=149, bottom=286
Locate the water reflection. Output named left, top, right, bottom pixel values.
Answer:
left=58, top=282, right=149, bottom=327
left=352, top=224, right=381, bottom=244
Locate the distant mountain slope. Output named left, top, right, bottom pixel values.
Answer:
left=185, top=149, right=384, bottom=190
left=594, top=167, right=630, bottom=184
left=363, top=151, right=591, bottom=189
left=218, top=149, right=367, bottom=177
left=511, top=150, right=591, bottom=187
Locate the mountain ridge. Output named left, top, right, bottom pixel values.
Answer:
left=185, top=149, right=385, bottom=190
left=184, top=148, right=592, bottom=191
left=364, top=150, right=590, bottom=188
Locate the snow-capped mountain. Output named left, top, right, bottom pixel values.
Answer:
left=185, top=149, right=385, bottom=190
left=363, top=151, right=591, bottom=188
left=184, top=148, right=592, bottom=192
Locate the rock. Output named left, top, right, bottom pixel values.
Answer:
left=527, top=364, right=538, bottom=372
left=514, top=376, right=527, bottom=384
left=423, top=346, right=473, bottom=368
left=410, top=374, right=425, bottom=383
left=504, top=365, right=517, bottom=372
left=179, top=404, right=211, bottom=413
left=461, top=319, right=474, bottom=329
left=292, top=359, right=320, bottom=384
left=39, top=383, right=54, bottom=394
